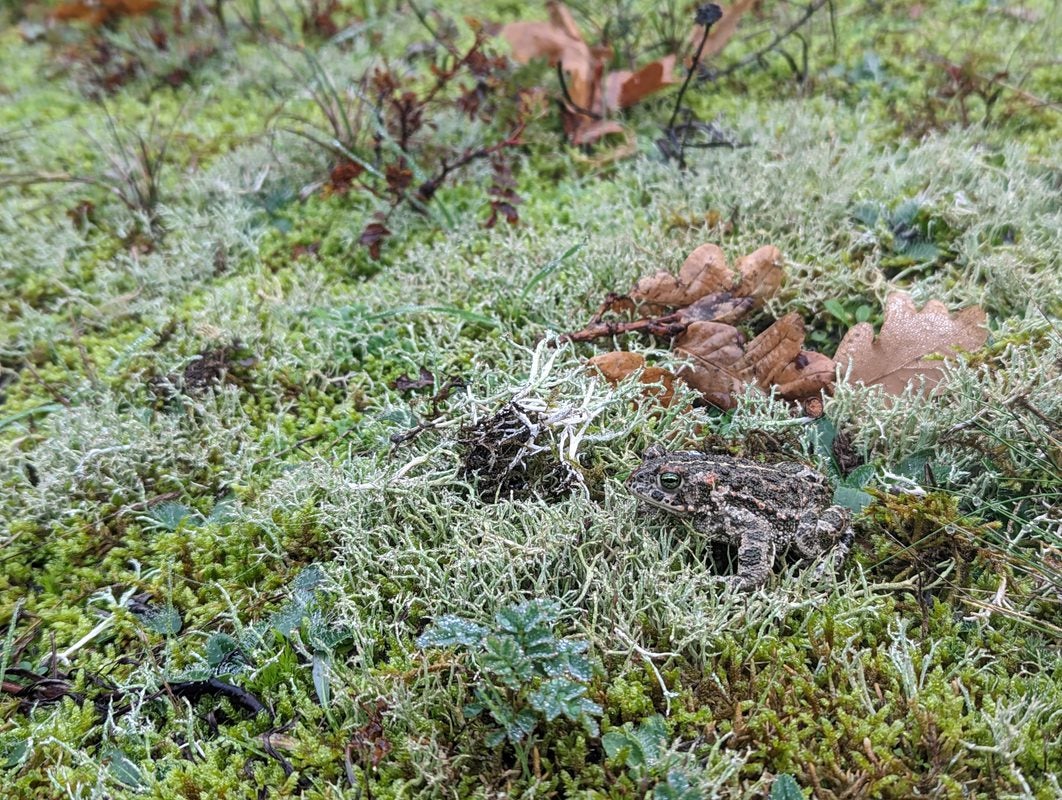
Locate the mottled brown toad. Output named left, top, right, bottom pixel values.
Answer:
left=626, top=446, right=853, bottom=589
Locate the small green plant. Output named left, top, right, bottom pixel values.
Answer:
left=272, top=16, right=526, bottom=258
left=417, top=600, right=601, bottom=748
left=603, top=714, right=708, bottom=799
left=809, top=415, right=939, bottom=513
left=770, top=773, right=805, bottom=799
left=0, top=103, right=187, bottom=242
left=851, top=196, right=955, bottom=274
left=269, top=564, right=354, bottom=709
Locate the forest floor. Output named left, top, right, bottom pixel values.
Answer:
left=0, top=1, right=1060, bottom=798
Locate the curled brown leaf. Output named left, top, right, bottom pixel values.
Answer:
left=631, top=243, right=731, bottom=308
left=689, top=0, right=758, bottom=64
left=500, top=2, right=595, bottom=109
left=604, top=55, right=678, bottom=111
left=773, top=350, right=837, bottom=401
left=732, top=245, right=783, bottom=308
left=587, top=351, right=677, bottom=407
left=570, top=119, right=626, bottom=146
left=500, top=2, right=680, bottom=146
left=675, top=292, right=756, bottom=326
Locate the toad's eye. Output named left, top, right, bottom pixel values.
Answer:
left=658, top=472, right=682, bottom=490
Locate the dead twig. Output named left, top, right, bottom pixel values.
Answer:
left=704, top=0, right=831, bottom=81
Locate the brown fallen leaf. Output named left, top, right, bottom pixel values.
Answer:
left=674, top=321, right=747, bottom=408
left=604, top=55, right=679, bottom=111
left=501, top=2, right=596, bottom=109
left=587, top=352, right=677, bottom=407
left=570, top=242, right=837, bottom=410
left=834, top=292, right=988, bottom=395
left=732, top=245, right=783, bottom=306
left=773, top=350, right=837, bottom=402
left=690, top=0, right=758, bottom=64
left=570, top=119, right=626, bottom=146
left=632, top=243, right=731, bottom=308
left=733, top=312, right=806, bottom=390
left=53, top=0, right=158, bottom=25
left=675, top=292, right=756, bottom=326
left=500, top=2, right=679, bottom=145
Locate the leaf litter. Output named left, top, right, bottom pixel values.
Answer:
left=572, top=242, right=989, bottom=411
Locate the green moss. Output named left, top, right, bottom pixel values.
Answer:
left=1, top=0, right=1060, bottom=797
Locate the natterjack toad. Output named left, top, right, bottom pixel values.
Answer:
left=626, top=446, right=853, bottom=589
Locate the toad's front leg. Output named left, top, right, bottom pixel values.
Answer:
left=732, top=524, right=777, bottom=590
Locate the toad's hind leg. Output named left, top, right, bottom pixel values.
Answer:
left=795, top=506, right=854, bottom=580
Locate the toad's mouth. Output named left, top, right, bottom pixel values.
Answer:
left=631, top=492, right=696, bottom=515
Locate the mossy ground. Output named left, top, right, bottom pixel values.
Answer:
left=1, top=1, right=1060, bottom=798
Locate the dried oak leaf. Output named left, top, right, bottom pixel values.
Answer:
left=631, top=243, right=731, bottom=308
left=570, top=119, right=626, bottom=146
left=604, top=54, right=678, bottom=111
left=674, top=321, right=746, bottom=408
left=834, top=292, right=988, bottom=395
left=500, top=2, right=677, bottom=144
left=732, top=245, right=783, bottom=306
left=53, top=0, right=158, bottom=25
left=587, top=351, right=677, bottom=407
left=500, top=2, right=596, bottom=110
left=733, top=312, right=806, bottom=390
left=773, top=350, right=837, bottom=402
left=675, top=292, right=757, bottom=326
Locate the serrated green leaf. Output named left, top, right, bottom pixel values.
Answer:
left=463, top=701, right=485, bottom=718
left=206, top=499, right=236, bottom=524
left=654, top=769, right=702, bottom=800
left=844, top=464, right=877, bottom=489
left=542, top=648, right=593, bottom=681
left=417, top=615, right=488, bottom=649
left=770, top=773, right=805, bottom=800
left=850, top=202, right=881, bottom=228
left=292, top=564, right=326, bottom=592
left=142, top=605, right=182, bottom=635
left=505, top=708, right=539, bottom=743
left=897, top=240, right=939, bottom=263
left=529, top=677, right=581, bottom=721
left=494, top=599, right=558, bottom=635
left=313, top=625, right=354, bottom=652
left=891, top=199, right=922, bottom=227
left=204, top=633, right=238, bottom=668
left=603, top=715, right=668, bottom=769
left=530, top=678, right=602, bottom=729
left=270, top=600, right=306, bottom=637
left=481, top=634, right=535, bottom=689
left=148, top=502, right=197, bottom=531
